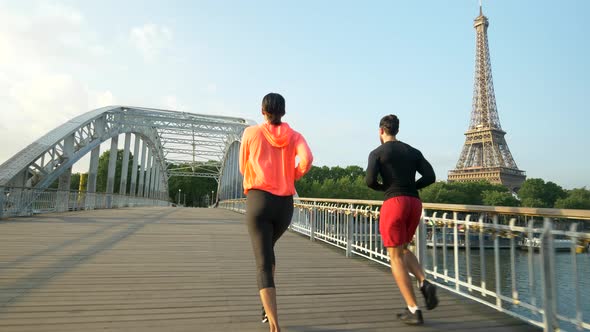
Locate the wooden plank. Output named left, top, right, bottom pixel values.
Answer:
left=0, top=207, right=541, bottom=331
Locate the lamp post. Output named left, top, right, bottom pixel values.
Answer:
left=177, top=189, right=181, bottom=206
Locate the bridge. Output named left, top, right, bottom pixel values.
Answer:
left=1, top=107, right=589, bottom=332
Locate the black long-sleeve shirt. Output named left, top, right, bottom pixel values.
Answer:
left=365, top=141, right=435, bottom=200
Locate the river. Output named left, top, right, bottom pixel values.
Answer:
left=422, top=248, right=590, bottom=331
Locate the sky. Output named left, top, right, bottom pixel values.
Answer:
left=0, top=0, right=588, bottom=189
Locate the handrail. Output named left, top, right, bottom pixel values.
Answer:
left=294, top=197, right=590, bottom=220
left=0, top=186, right=170, bottom=218
left=219, top=197, right=590, bottom=332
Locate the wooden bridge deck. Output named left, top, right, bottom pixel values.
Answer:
left=0, top=207, right=540, bottom=332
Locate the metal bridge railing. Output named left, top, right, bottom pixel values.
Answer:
left=0, top=186, right=170, bottom=218
left=219, top=197, right=590, bottom=332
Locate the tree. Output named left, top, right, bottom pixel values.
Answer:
left=294, top=165, right=386, bottom=200
left=482, top=190, right=520, bottom=207
left=70, top=173, right=81, bottom=190
left=419, top=182, right=470, bottom=204
left=96, top=149, right=135, bottom=194
left=167, top=163, right=218, bottom=207
left=518, top=178, right=567, bottom=208
left=48, top=172, right=83, bottom=190
left=419, top=181, right=510, bottom=205
left=554, top=188, right=590, bottom=209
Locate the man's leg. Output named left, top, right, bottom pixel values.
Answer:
left=387, top=246, right=418, bottom=307
left=402, top=245, right=425, bottom=285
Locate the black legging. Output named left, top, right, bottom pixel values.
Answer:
left=246, top=189, right=294, bottom=289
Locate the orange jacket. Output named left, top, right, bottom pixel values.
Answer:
left=239, top=122, right=313, bottom=196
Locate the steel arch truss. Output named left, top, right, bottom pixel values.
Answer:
left=218, top=141, right=244, bottom=201
left=0, top=106, right=253, bottom=203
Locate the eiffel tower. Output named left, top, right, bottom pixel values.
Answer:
left=448, top=4, right=526, bottom=191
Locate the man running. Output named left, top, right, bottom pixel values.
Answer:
left=366, top=114, right=438, bottom=325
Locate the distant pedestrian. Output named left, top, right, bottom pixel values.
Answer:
left=366, top=114, right=438, bottom=325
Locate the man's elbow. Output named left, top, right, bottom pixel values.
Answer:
left=427, top=174, right=436, bottom=185
left=428, top=174, right=436, bottom=184
left=421, top=174, right=436, bottom=187
left=365, top=177, right=377, bottom=189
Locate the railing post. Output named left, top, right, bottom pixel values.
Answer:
left=569, top=223, right=582, bottom=329
left=432, top=212, right=438, bottom=278
left=453, top=211, right=460, bottom=292
left=416, top=208, right=426, bottom=265
left=310, top=202, right=316, bottom=242
left=541, top=217, right=557, bottom=332
left=465, top=215, right=472, bottom=292
left=346, top=204, right=354, bottom=258
left=493, top=214, right=502, bottom=309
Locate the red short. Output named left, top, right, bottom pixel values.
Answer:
left=379, top=196, right=422, bottom=247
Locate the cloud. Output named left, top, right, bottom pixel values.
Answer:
left=90, top=90, right=116, bottom=109
left=130, top=24, right=173, bottom=62
left=3, top=72, right=116, bottom=142
left=38, top=2, right=84, bottom=25
left=0, top=2, right=115, bottom=164
left=160, top=95, right=185, bottom=111
left=205, top=83, right=218, bottom=94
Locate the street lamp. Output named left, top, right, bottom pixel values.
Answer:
left=177, top=189, right=181, bottom=206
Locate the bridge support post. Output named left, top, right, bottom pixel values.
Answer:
left=129, top=135, right=140, bottom=197
left=144, top=151, right=153, bottom=198
left=154, top=165, right=160, bottom=200
left=137, top=141, right=147, bottom=197
left=57, top=167, right=72, bottom=213
left=149, top=157, right=157, bottom=198
left=86, top=145, right=100, bottom=210
left=56, top=134, right=75, bottom=212
left=106, top=135, right=119, bottom=208
left=119, top=133, right=131, bottom=203
left=0, top=186, right=5, bottom=219
left=541, top=218, right=557, bottom=332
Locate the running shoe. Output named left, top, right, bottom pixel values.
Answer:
left=261, top=306, right=268, bottom=323
left=397, top=308, right=424, bottom=325
left=420, top=280, right=439, bottom=310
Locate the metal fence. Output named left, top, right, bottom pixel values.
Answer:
left=219, top=197, right=590, bottom=332
left=0, top=186, right=170, bottom=218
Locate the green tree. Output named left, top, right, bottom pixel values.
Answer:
left=419, top=181, right=509, bottom=205
left=296, top=165, right=373, bottom=198
left=96, top=149, right=135, bottom=194
left=554, top=188, right=590, bottom=209
left=295, top=165, right=581, bottom=210
left=167, top=163, right=218, bottom=207
left=518, top=178, right=567, bottom=208
left=482, top=190, right=520, bottom=207
left=344, top=165, right=365, bottom=179
left=70, top=173, right=81, bottom=190
left=48, top=172, right=83, bottom=190
left=419, top=182, right=471, bottom=204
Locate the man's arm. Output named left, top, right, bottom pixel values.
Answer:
left=415, top=153, right=435, bottom=190
left=365, top=150, right=385, bottom=191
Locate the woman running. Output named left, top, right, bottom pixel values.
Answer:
left=239, top=92, right=313, bottom=332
